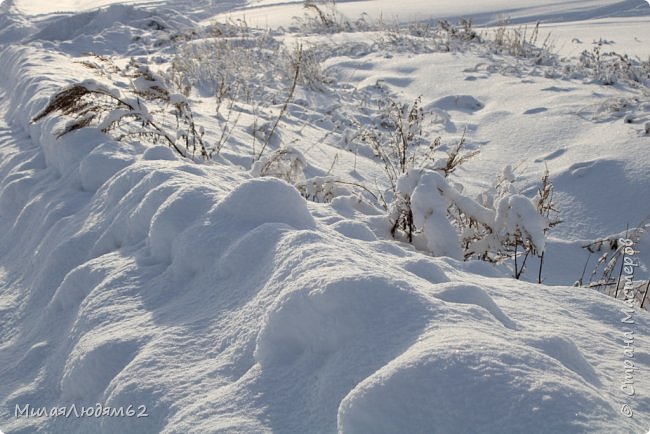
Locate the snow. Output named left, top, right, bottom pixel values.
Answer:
left=1, top=0, right=650, bottom=433
left=338, top=328, right=614, bottom=433
left=495, top=193, right=548, bottom=253
left=397, top=169, right=464, bottom=259
left=216, top=0, right=650, bottom=29
left=11, top=0, right=161, bottom=16
left=79, top=140, right=135, bottom=191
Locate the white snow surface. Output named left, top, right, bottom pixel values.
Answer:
left=1, top=1, right=650, bottom=433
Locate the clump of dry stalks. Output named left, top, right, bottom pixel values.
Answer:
left=33, top=57, right=207, bottom=159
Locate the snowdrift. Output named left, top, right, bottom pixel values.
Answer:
left=1, top=0, right=650, bottom=431
left=1, top=43, right=649, bottom=434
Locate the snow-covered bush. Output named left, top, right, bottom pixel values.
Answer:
left=390, top=169, right=466, bottom=258
left=389, top=165, right=557, bottom=279
left=391, top=168, right=497, bottom=260
left=474, top=166, right=558, bottom=278
left=574, top=43, right=650, bottom=86
left=355, top=95, right=556, bottom=269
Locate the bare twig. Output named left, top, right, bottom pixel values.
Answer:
left=257, top=44, right=303, bottom=160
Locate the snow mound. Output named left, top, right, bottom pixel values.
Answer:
left=402, top=258, right=450, bottom=285
left=168, top=177, right=315, bottom=276
left=429, top=95, right=485, bottom=113
left=0, top=4, right=34, bottom=44
left=433, top=283, right=517, bottom=330
left=213, top=177, right=316, bottom=232
left=524, top=335, right=602, bottom=386
left=79, top=140, right=134, bottom=191
left=141, top=145, right=177, bottom=161
left=338, top=329, right=615, bottom=434
left=1, top=5, right=650, bottom=434
left=32, top=4, right=163, bottom=42
left=61, top=337, right=141, bottom=402
left=148, top=185, right=218, bottom=263
left=255, top=275, right=431, bottom=367
left=331, top=219, right=377, bottom=241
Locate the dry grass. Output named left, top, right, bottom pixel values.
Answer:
left=33, top=59, right=208, bottom=158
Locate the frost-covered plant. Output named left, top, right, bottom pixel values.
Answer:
left=256, top=44, right=303, bottom=160
left=250, top=148, right=372, bottom=204
left=440, top=129, right=481, bottom=177
left=251, top=146, right=377, bottom=204
left=303, top=0, right=336, bottom=28
left=575, top=43, right=650, bottom=86
left=33, top=58, right=207, bottom=158
left=579, top=219, right=648, bottom=300
left=165, top=20, right=327, bottom=103
left=377, top=18, right=484, bottom=53
left=285, top=43, right=330, bottom=91
left=472, top=166, right=559, bottom=279
left=578, top=43, right=624, bottom=85
left=167, top=29, right=282, bottom=102
left=295, top=176, right=374, bottom=203
left=374, top=21, right=441, bottom=54
left=296, top=176, right=341, bottom=202
left=168, top=31, right=329, bottom=159
left=438, top=18, right=478, bottom=43
left=359, top=96, right=478, bottom=191
left=389, top=164, right=557, bottom=279
left=576, top=95, right=648, bottom=124
left=490, top=20, right=555, bottom=65
left=299, top=0, right=350, bottom=33
left=361, top=96, right=426, bottom=190
left=369, top=16, right=561, bottom=65
left=531, top=168, right=561, bottom=280
left=251, top=146, right=307, bottom=184
left=390, top=169, right=468, bottom=256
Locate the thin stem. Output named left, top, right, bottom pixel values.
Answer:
left=257, top=44, right=302, bottom=160
left=641, top=279, right=650, bottom=309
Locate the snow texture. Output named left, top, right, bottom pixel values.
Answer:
left=1, top=1, right=650, bottom=433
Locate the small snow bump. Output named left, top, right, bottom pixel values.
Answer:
left=214, top=177, right=315, bottom=231
left=331, top=220, right=377, bottom=241
left=428, top=95, right=484, bottom=113
left=433, top=284, right=516, bottom=330
left=142, top=145, right=178, bottom=161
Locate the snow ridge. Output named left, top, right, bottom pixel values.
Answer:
left=0, top=3, right=650, bottom=434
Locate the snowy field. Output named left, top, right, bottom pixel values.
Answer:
left=1, top=0, right=650, bottom=433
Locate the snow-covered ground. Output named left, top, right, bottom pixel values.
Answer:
left=1, top=0, right=650, bottom=433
